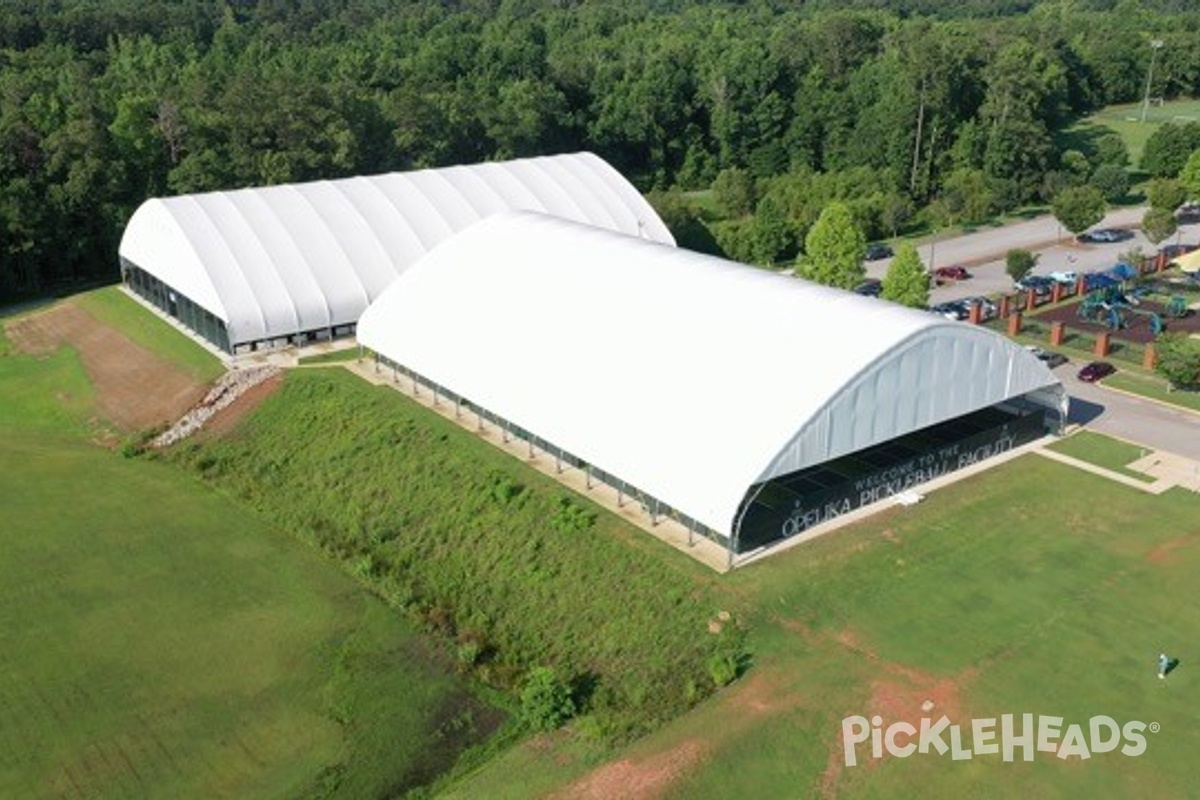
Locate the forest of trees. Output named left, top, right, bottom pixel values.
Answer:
left=3, top=0, right=1200, bottom=300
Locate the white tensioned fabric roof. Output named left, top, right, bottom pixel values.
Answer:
left=357, top=211, right=1066, bottom=539
left=118, top=152, right=673, bottom=347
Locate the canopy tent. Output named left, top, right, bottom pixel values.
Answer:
left=1172, top=248, right=1200, bottom=273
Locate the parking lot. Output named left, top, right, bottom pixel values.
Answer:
left=863, top=206, right=1198, bottom=307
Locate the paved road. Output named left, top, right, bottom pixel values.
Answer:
left=1056, top=364, right=1200, bottom=460
left=865, top=208, right=1200, bottom=458
left=865, top=206, right=1199, bottom=305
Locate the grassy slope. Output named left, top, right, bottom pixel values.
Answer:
left=0, top=326, right=491, bottom=798
left=168, top=368, right=744, bottom=743
left=448, top=456, right=1200, bottom=798
left=74, top=286, right=225, bottom=383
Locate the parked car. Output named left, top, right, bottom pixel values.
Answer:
left=929, top=301, right=968, bottom=321
left=1025, top=345, right=1068, bottom=368
left=933, top=265, right=971, bottom=282
left=960, top=296, right=997, bottom=321
left=853, top=278, right=882, bottom=297
left=1014, top=275, right=1054, bottom=296
left=1077, top=361, right=1116, bottom=382
left=1077, top=228, right=1126, bottom=244
left=1047, top=270, right=1077, bottom=285
left=865, top=243, right=894, bottom=261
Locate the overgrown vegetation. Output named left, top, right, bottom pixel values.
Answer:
left=167, top=369, right=746, bottom=743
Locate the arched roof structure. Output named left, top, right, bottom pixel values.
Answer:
left=357, top=211, right=1067, bottom=540
left=118, top=152, right=672, bottom=348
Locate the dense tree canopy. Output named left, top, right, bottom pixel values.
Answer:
left=3, top=0, right=1200, bottom=300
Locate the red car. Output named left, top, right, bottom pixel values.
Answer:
left=933, top=265, right=971, bottom=282
left=1077, top=361, right=1116, bottom=382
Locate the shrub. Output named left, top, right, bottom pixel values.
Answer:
left=520, top=667, right=576, bottom=731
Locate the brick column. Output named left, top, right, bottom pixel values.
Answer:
left=1075, top=274, right=1087, bottom=295
left=1094, top=331, right=1111, bottom=357
left=1050, top=321, right=1065, bottom=346
left=1051, top=282, right=1063, bottom=304
left=1025, top=290, right=1038, bottom=312
left=1143, top=342, right=1157, bottom=370
left=999, top=295, right=1011, bottom=318
left=1008, top=310, right=1023, bottom=336
left=967, top=301, right=982, bottom=325
left=1157, top=252, right=1167, bottom=273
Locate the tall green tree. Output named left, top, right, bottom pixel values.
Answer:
left=1146, top=177, right=1187, bottom=212
left=1142, top=207, right=1177, bottom=246
left=1089, top=163, right=1130, bottom=202
left=880, top=242, right=929, bottom=308
left=1154, top=333, right=1200, bottom=389
left=1006, top=248, right=1038, bottom=282
left=1051, top=185, right=1106, bottom=236
left=1177, top=150, right=1200, bottom=202
left=797, top=202, right=866, bottom=289
left=1141, top=122, right=1200, bottom=178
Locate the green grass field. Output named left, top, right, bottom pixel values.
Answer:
left=446, top=456, right=1200, bottom=798
left=0, top=325, right=498, bottom=798
left=1048, top=430, right=1156, bottom=481
left=1066, top=98, right=1200, bottom=167
left=7, top=289, right=1200, bottom=798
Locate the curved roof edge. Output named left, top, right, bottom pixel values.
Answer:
left=756, top=324, right=1066, bottom=487
left=118, top=152, right=672, bottom=347
left=357, top=211, right=1064, bottom=537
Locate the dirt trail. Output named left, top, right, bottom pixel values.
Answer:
left=5, top=302, right=208, bottom=433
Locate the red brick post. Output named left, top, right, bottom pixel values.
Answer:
left=1051, top=281, right=1063, bottom=304
left=967, top=301, right=982, bottom=325
left=1157, top=252, right=1168, bottom=273
left=1008, top=310, right=1023, bottom=336
left=1075, top=274, right=1087, bottom=295
left=1094, top=331, right=1111, bottom=357
left=1050, top=321, right=1065, bottom=346
left=999, top=295, right=1011, bottom=319
left=1143, top=342, right=1157, bottom=370
left=1025, top=290, right=1038, bottom=312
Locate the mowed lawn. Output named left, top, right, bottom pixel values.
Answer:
left=1067, top=98, right=1200, bottom=165
left=0, top=325, right=495, bottom=798
left=447, top=455, right=1200, bottom=798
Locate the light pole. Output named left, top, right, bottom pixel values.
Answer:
left=1141, top=39, right=1165, bottom=123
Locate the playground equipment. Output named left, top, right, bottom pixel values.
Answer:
left=1165, top=295, right=1190, bottom=318
left=1077, top=289, right=1128, bottom=330
left=1126, top=308, right=1164, bottom=335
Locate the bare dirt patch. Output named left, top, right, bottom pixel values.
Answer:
left=820, top=627, right=977, bottom=798
left=5, top=302, right=209, bottom=433
left=1145, top=532, right=1199, bottom=564
left=549, top=739, right=706, bottom=800
left=195, top=372, right=284, bottom=439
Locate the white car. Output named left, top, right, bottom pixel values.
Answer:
left=1048, top=270, right=1077, bottom=284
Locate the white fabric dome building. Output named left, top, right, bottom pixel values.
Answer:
left=118, top=152, right=672, bottom=353
left=358, top=211, right=1067, bottom=556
